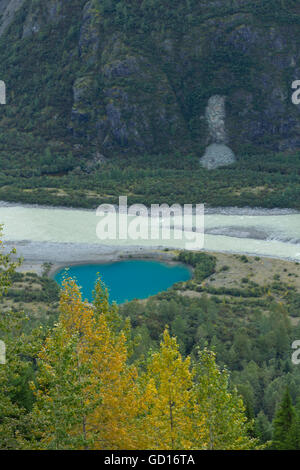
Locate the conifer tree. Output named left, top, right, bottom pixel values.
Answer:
left=272, top=388, right=295, bottom=450
left=254, top=411, right=272, bottom=445
left=286, top=396, right=300, bottom=450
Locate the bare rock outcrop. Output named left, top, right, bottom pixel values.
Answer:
left=200, top=96, right=236, bottom=169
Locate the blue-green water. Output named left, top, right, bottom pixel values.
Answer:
left=54, top=260, right=192, bottom=304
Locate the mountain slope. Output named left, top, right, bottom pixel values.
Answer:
left=1, top=0, right=300, bottom=162
left=1, top=1, right=300, bottom=208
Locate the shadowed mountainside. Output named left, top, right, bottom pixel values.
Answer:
left=0, top=0, right=300, bottom=163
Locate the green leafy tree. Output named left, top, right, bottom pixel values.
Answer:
left=288, top=397, right=300, bottom=450
left=31, top=325, right=100, bottom=450
left=191, top=349, right=258, bottom=450
left=0, top=232, right=42, bottom=449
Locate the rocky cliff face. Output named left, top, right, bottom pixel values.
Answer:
left=0, top=0, right=300, bottom=164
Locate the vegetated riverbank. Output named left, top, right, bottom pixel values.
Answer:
left=1, top=200, right=299, bottom=215
left=2, top=151, right=300, bottom=212
left=9, top=245, right=300, bottom=337
left=10, top=240, right=299, bottom=297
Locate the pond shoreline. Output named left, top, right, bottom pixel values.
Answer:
left=8, top=241, right=178, bottom=277
left=53, top=259, right=193, bottom=304
left=49, top=253, right=187, bottom=279
left=8, top=239, right=298, bottom=280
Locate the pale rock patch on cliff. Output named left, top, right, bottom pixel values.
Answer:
left=200, top=95, right=236, bottom=169
left=201, top=143, right=236, bottom=170
left=206, top=95, right=228, bottom=144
